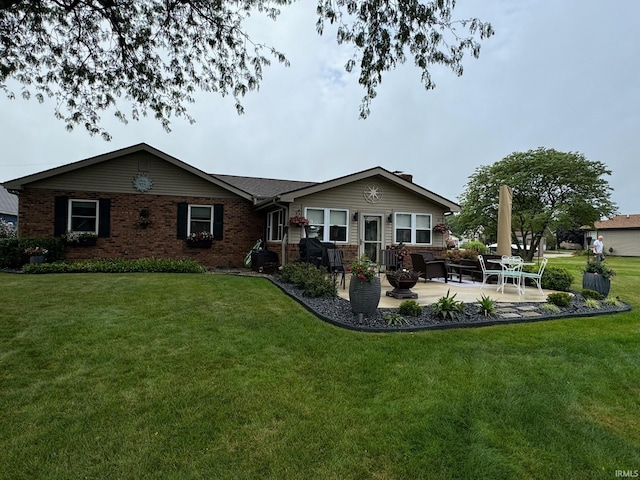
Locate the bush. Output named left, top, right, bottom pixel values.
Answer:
left=460, top=240, right=487, bottom=254
left=547, top=292, right=572, bottom=308
left=398, top=300, right=422, bottom=316
left=0, top=237, right=65, bottom=269
left=581, top=289, right=604, bottom=301
left=0, top=219, right=17, bottom=238
left=441, top=249, right=478, bottom=263
left=279, top=262, right=337, bottom=298
left=22, top=258, right=206, bottom=274
left=540, top=303, right=561, bottom=314
left=541, top=266, right=572, bottom=292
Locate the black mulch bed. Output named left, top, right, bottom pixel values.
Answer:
left=269, top=277, right=631, bottom=333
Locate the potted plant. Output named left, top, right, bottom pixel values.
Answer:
left=347, top=255, right=381, bottom=315
left=385, top=268, right=420, bottom=299
left=582, top=259, right=616, bottom=297
left=24, top=246, right=48, bottom=264
left=186, top=231, right=214, bottom=248
left=289, top=215, right=309, bottom=227
left=63, top=231, right=98, bottom=246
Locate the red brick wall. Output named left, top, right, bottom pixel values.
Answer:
left=18, top=188, right=264, bottom=268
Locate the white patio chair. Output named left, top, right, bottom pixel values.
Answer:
left=520, top=257, right=548, bottom=294
left=478, top=255, right=502, bottom=289
left=498, top=258, right=524, bottom=294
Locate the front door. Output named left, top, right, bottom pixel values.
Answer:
left=363, top=215, right=383, bottom=262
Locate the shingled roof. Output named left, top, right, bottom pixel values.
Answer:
left=211, top=174, right=318, bottom=200
left=0, top=186, right=18, bottom=216
left=594, top=214, right=640, bottom=230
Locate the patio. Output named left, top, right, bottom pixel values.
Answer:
left=338, top=272, right=550, bottom=307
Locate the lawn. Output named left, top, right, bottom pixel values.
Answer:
left=1, top=256, right=639, bottom=479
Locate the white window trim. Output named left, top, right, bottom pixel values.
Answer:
left=267, top=209, right=284, bottom=242
left=187, top=204, right=214, bottom=236
left=68, top=198, right=99, bottom=234
left=393, top=212, right=433, bottom=245
left=304, top=207, right=349, bottom=243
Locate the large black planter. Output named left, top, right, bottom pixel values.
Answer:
left=349, top=277, right=381, bottom=315
left=385, top=271, right=419, bottom=299
left=582, top=272, right=611, bottom=297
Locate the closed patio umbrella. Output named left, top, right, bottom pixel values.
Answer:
left=497, top=185, right=513, bottom=257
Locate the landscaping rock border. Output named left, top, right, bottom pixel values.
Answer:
left=269, top=277, right=631, bottom=333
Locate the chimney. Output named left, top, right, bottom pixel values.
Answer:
left=394, top=171, right=413, bottom=183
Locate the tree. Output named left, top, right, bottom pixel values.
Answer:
left=0, top=1, right=494, bottom=140
left=456, top=148, right=618, bottom=261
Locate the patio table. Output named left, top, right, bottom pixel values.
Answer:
left=487, top=258, right=535, bottom=294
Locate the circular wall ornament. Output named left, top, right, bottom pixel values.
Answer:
left=133, top=173, right=153, bottom=192
left=363, top=183, right=383, bottom=203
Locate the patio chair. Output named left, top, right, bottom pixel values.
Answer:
left=497, top=257, right=524, bottom=294
left=327, top=248, right=346, bottom=290
left=520, top=257, right=548, bottom=294
left=477, top=254, right=503, bottom=289
left=409, top=253, right=448, bottom=283
left=378, top=249, right=399, bottom=273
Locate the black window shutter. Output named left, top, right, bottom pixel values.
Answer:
left=54, top=196, right=68, bottom=236
left=177, top=203, right=188, bottom=239
left=98, top=199, right=111, bottom=237
left=213, top=204, right=224, bottom=240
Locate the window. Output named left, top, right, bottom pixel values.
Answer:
left=188, top=205, right=213, bottom=235
left=68, top=199, right=98, bottom=233
left=394, top=213, right=432, bottom=244
left=305, top=208, right=348, bottom=242
left=267, top=209, right=284, bottom=241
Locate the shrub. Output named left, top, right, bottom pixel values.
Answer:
left=431, top=290, right=464, bottom=320
left=460, top=240, right=487, bottom=254
left=581, top=289, right=603, bottom=300
left=476, top=294, right=497, bottom=317
left=384, top=313, right=407, bottom=325
left=547, top=292, right=572, bottom=308
left=23, top=258, right=206, bottom=274
left=0, top=237, right=65, bottom=269
left=0, top=219, right=17, bottom=238
left=398, top=300, right=422, bottom=316
left=441, top=249, right=478, bottom=263
left=541, top=266, right=572, bottom=292
left=582, top=259, right=616, bottom=279
left=279, top=262, right=337, bottom=298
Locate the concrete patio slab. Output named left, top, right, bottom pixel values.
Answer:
left=337, top=274, right=550, bottom=307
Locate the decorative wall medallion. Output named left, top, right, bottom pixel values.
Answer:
left=363, top=183, right=383, bottom=203
left=133, top=173, right=153, bottom=192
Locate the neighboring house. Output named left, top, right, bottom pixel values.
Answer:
left=591, top=215, right=640, bottom=257
left=0, top=185, right=18, bottom=225
left=3, top=143, right=460, bottom=267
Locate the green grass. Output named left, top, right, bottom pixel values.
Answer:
left=1, top=256, right=639, bottom=479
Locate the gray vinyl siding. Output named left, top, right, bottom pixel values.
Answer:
left=287, top=177, right=448, bottom=246
left=600, top=230, right=640, bottom=257
left=23, top=152, right=237, bottom=198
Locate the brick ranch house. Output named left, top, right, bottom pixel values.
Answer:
left=3, top=143, right=460, bottom=267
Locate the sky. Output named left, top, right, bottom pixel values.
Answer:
left=1, top=0, right=639, bottom=214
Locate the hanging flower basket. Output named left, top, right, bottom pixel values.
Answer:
left=289, top=215, right=309, bottom=227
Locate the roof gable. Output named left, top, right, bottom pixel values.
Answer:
left=3, top=143, right=253, bottom=200
left=259, top=166, right=460, bottom=211
left=595, top=214, right=640, bottom=230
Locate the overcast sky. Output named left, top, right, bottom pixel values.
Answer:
left=1, top=0, right=638, bottom=214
